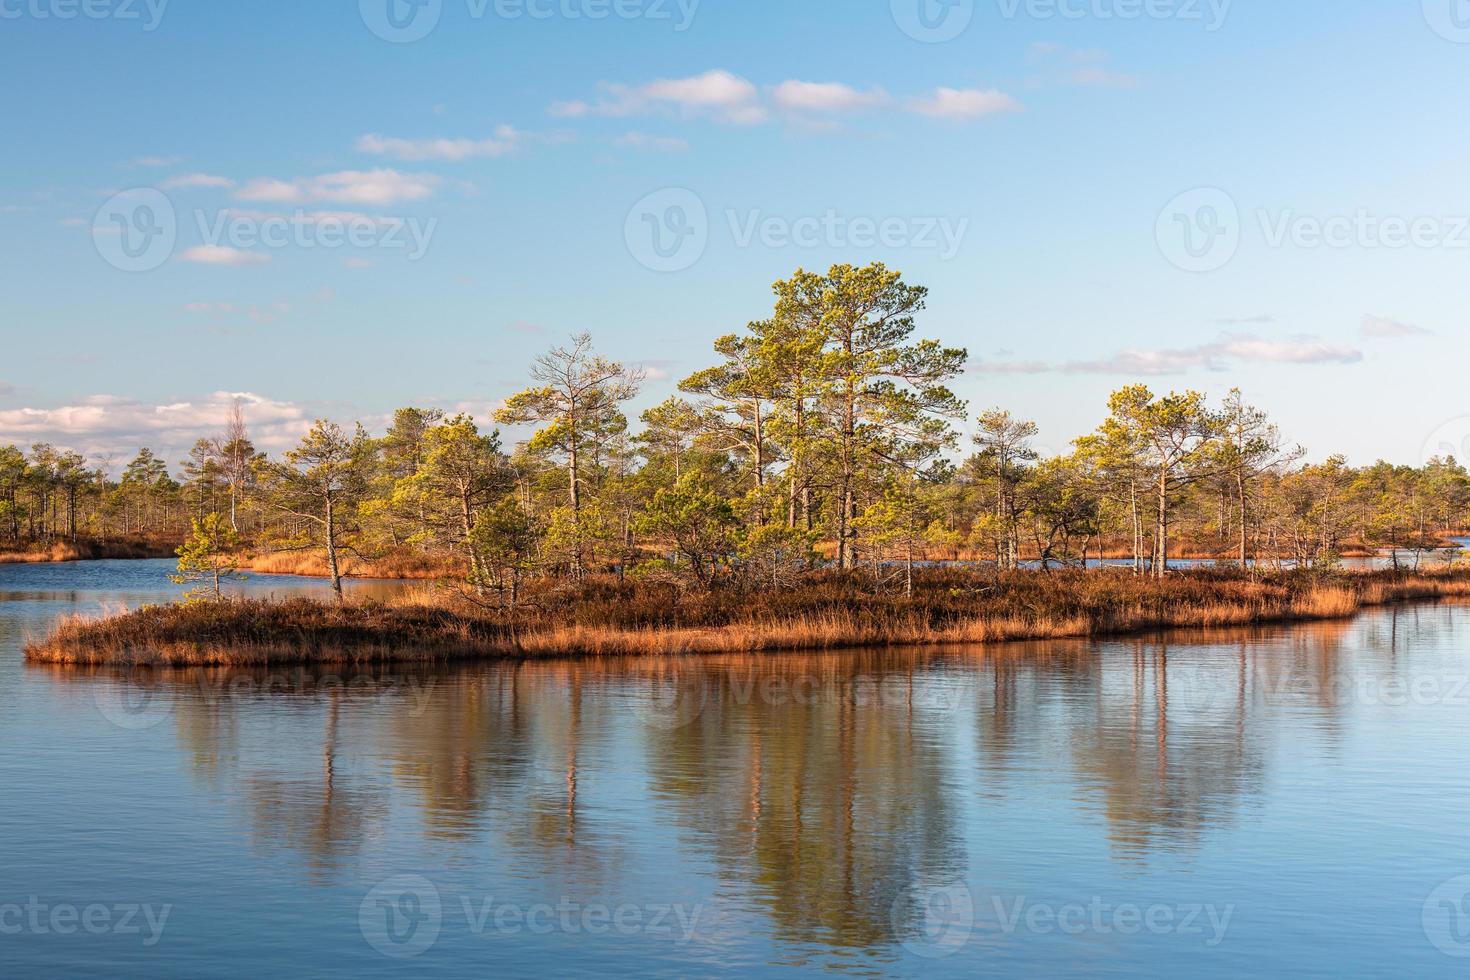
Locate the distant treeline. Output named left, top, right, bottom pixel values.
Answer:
left=4, top=263, right=1466, bottom=597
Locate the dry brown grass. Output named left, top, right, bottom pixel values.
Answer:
left=0, top=538, right=175, bottom=565
left=26, top=567, right=1470, bottom=667
left=235, top=549, right=463, bottom=580
left=0, top=541, right=86, bottom=564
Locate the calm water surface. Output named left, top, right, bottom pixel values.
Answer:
left=3, top=559, right=1470, bottom=977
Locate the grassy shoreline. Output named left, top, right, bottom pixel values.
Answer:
left=0, top=539, right=178, bottom=566
left=25, top=568, right=1470, bottom=667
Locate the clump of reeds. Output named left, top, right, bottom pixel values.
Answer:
left=25, top=567, right=1470, bottom=667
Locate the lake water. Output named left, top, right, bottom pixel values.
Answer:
left=4, top=560, right=1470, bottom=977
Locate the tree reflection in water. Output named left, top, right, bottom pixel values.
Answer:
left=36, top=613, right=1400, bottom=955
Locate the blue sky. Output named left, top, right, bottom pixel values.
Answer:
left=2, top=0, right=1468, bottom=469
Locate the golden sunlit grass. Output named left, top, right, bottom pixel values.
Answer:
left=0, top=541, right=86, bottom=564
left=234, top=549, right=463, bottom=580
left=25, top=567, right=1470, bottom=667
left=0, top=538, right=175, bottom=565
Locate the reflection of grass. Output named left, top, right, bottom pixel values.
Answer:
left=0, top=538, right=175, bottom=565
left=26, top=569, right=1470, bottom=667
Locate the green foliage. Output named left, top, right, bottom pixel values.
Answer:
left=494, top=332, right=642, bottom=576
left=468, top=496, right=541, bottom=602
left=256, top=420, right=376, bottom=600
left=738, top=523, right=819, bottom=586
left=637, top=473, right=740, bottom=586
left=171, top=513, right=244, bottom=602
left=11, top=265, right=1470, bottom=596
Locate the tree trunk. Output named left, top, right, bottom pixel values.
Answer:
left=1155, top=470, right=1169, bottom=580
left=752, top=397, right=766, bottom=492
left=1129, top=480, right=1143, bottom=576
left=324, top=494, right=344, bottom=603
left=460, top=486, right=486, bottom=595
left=905, top=529, right=914, bottom=599
left=838, top=376, right=857, bottom=571
left=1236, top=466, right=1248, bottom=567
left=999, top=486, right=1013, bottom=572
left=568, top=437, right=583, bottom=578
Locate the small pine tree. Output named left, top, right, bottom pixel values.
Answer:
left=172, top=513, right=244, bottom=602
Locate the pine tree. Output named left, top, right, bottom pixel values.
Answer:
left=172, top=513, right=243, bottom=602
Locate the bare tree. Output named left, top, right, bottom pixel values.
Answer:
left=211, top=398, right=257, bottom=532
left=495, top=333, right=643, bottom=576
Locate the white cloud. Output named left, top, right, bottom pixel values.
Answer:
left=723, top=104, right=771, bottom=126
left=356, top=127, right=521, bottom=161
left=907, top=88, right=1023, bottom=120
left=553, top=72, right=1019, bottom=129
left=235, top=169, right=440, bottom=206
left=643, top=69, right=759, bottom=109
left=771, top=81, right=889, bottom=113
left=974, top=334, right=1363, bottom=376
left=179, top=245, right=271, bottom=267
left=1361, top=315, right=1433, bottom=338
left=232, top=178, right=301, bottom=202
left=162, top=173, right=236, bottom=189
left=614, top=131, right=691, bottom=152
left=634, top=360, right=679, bottom=382
left=1197, top=336, right=1362, bottom=368
left=552, top=70, right=766, bottom=125
left=445, top=398, right=509, bottom=421
left=0, top=392, right=315, bottom=460
left=221, top=208, right=399, bottom=227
